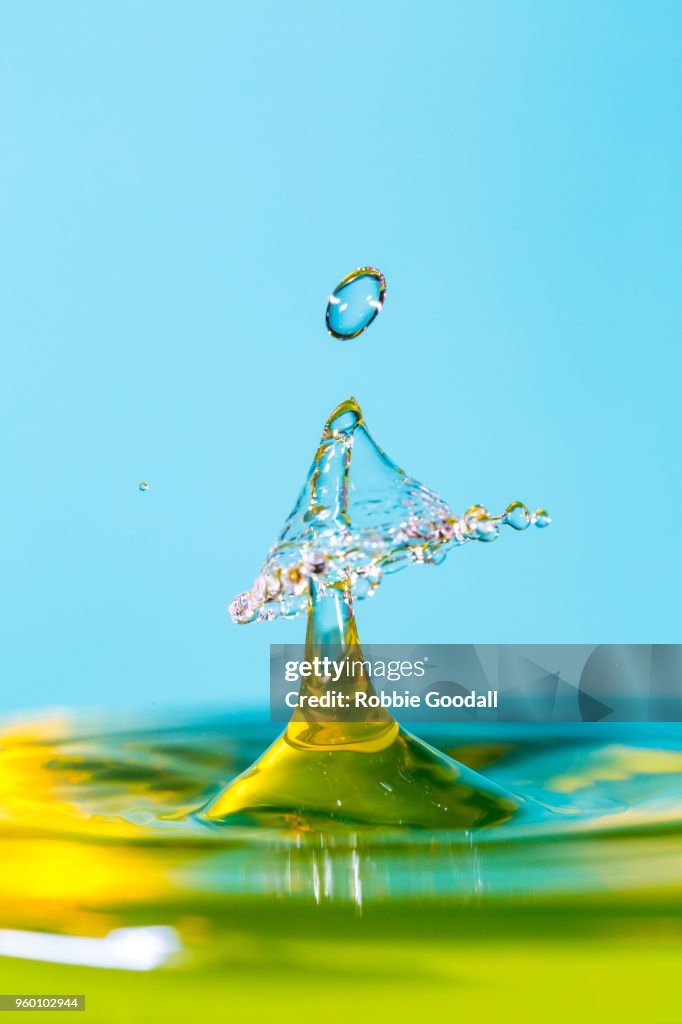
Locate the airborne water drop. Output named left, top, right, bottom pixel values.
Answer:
left=326, top=268, right=386, bottom=340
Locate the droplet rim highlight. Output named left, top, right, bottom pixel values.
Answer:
left=325, top=267, right=387, bottom=340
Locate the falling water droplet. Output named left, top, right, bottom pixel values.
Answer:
left=326, top=268, right=386, bottom=340
left=533, top=509, right=552, bottom=528
left=139, top=482, right=149, bottom=492
left=504, top=501, right=531, bottom=530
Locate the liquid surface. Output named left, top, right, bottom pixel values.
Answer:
left=3, top=704, right=680, bottom=1024
left=326, top=267, right=386, bottom=339
left=2, top=709, right=681, bottom=909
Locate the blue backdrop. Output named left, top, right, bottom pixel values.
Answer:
left=1, top=1, right=680, bottom=712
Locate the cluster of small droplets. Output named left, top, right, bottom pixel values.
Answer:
left=229, top=501, right=551, bottom=624
left=229, top=549, right=331, bottom=623
left=456, top=502, right=552, bottom=542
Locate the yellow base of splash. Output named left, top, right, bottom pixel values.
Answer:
left=201, top=722, right=520, bottom=830
left=203, top=584, right=521, bottom=830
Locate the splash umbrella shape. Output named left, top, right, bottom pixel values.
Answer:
left=230, top=397, right=546, bottom=625
left=203, top=399, right=549, bottom=831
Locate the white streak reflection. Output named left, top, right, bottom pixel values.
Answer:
left=0, top=926, right=181, bottom=972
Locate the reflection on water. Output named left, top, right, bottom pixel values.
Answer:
left=0, top=926, right=180, bottom=971
left=0, top=707, right=680, bottom=1024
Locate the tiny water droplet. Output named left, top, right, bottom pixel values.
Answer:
left=534, top=509, right=552, bottom=528
left=464, top=506, right=500, bottom=542
left=361, top=531, right=384, bottom=555
left=303, top=551, right=327, bottom=576
left=505, top=501, right=531, bottom=530
left=326, top=267, right=386, bottom=340
left=264, top=572, right=282, bottom=598
left=464, top=505, right=487, bottom=526
left=477, top=519, right=500, bottom=542
left=229, top=592, right=256, bottom=624
left=139, top=481, right=149, bottom=492
left=353, top=576, right=374, bottom=599
left=251, top=575, right=267, bottom=604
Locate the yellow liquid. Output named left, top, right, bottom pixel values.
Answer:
left=203, top=584, right=522, bottom=830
